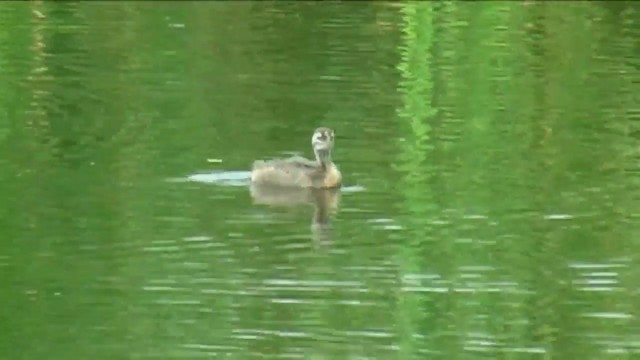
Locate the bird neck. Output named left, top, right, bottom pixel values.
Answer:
left=314, top=148, right=332, bottom=168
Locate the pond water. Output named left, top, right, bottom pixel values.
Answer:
left=1, top=2, right=639, bottom=359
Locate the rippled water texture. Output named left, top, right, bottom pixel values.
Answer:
left=1, top=2, right=639, bottom=359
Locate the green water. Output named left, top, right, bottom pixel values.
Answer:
left=1, top=2, right=639, bottom=359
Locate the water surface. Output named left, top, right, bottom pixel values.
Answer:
left=1, top=2, right=639, bottom=359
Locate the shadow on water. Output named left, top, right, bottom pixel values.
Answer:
left=179, top=168, right=365, bottom=246
left=250, top=184, right=341, bottom=247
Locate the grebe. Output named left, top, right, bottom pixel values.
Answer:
left=250, top=127, right=341, bottom=189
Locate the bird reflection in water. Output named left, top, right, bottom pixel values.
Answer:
left=249, top=184, right=340, bottom=246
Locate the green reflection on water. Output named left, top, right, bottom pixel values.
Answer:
left=1, top=1, right=640, bottom=359
left=395, top=2, right=435, bottom=359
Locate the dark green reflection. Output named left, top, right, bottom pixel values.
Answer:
left=395, top=2, right=435, bottom=359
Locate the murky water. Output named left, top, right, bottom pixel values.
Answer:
left=1, top=2, right=639, bottom=359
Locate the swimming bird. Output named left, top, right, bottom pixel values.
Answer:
left=250, top=127, right=341, bottom=189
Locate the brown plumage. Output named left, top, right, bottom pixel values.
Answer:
left=250, top=127, right=342, bottom=189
